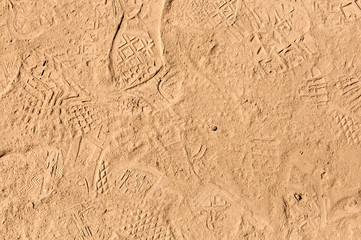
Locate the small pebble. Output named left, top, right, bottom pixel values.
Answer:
left=294, top=194, right=302, bottom=201
left=353, top=200, right=357, bottom=205
left=211, top=126, right=217, bottom=131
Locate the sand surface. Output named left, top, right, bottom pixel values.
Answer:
left=1, top=0, right=361, bottom=239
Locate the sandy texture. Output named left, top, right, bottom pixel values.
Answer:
left=1, top=0, right=361, bottom=239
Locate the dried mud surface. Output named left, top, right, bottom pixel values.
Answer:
left=1, top=0, right=361, bottom=239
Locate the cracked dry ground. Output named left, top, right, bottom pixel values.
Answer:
left=1, top=0, right=361, bottom=239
